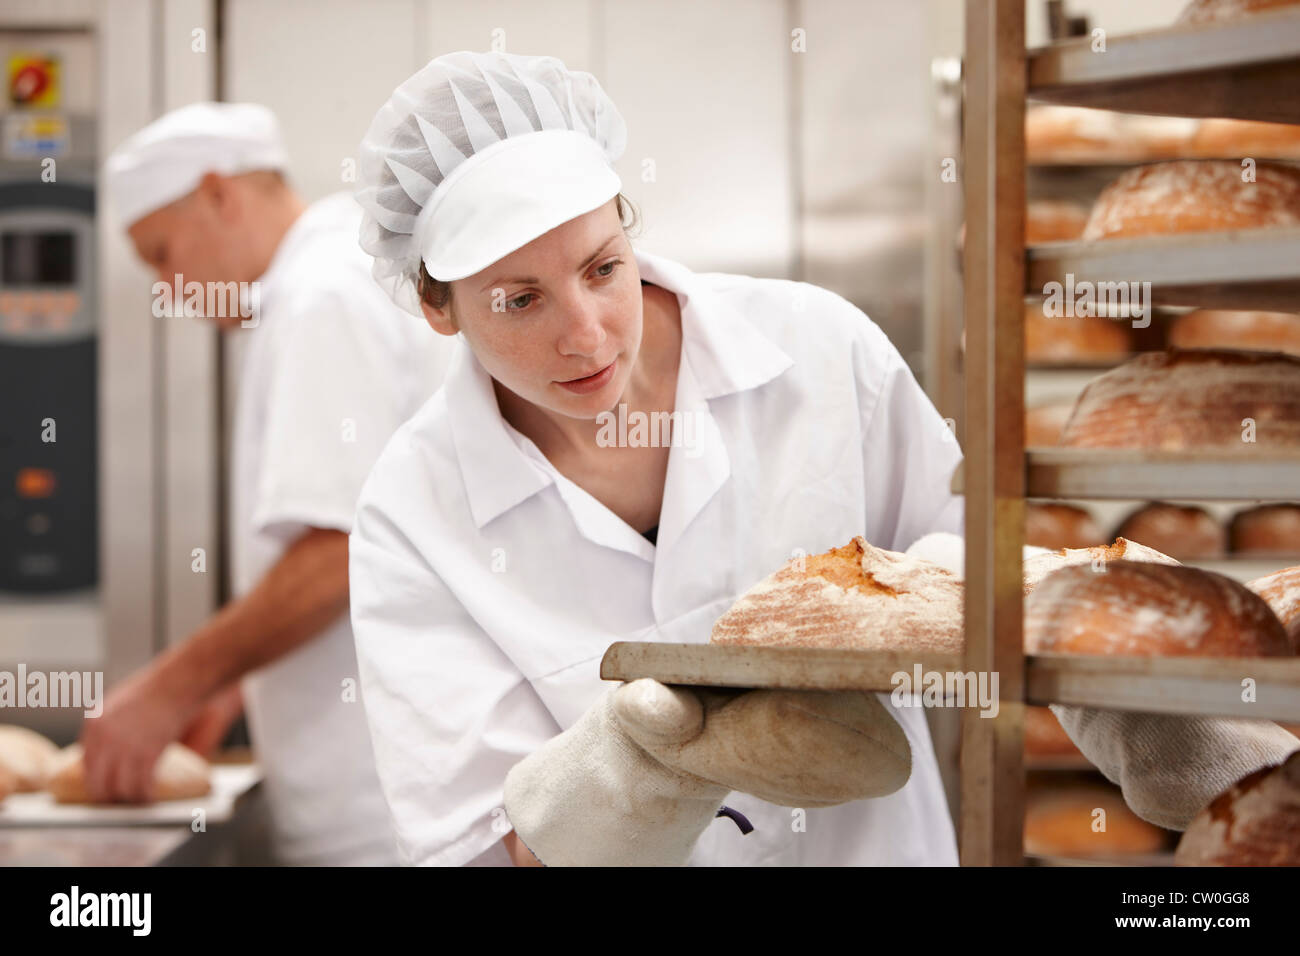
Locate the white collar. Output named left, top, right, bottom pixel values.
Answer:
left=446, top=247, right=794, bottom=532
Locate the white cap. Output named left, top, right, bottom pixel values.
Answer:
left=104, top=102, right=290, bottom=229
left=356, top=51, right=627, bottom=316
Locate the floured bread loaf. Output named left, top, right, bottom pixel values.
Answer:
left=1025, top=561, right=1291, bottom=656
left=1024, top=301, right=1133, bottom=364
left=1026, top=503, right=1106, bottom=550
left=1022, top=537, right=1180, bottom=596
left=1231, top=505, right=1300, bottom=555
left=1169, top=310, right=1300, bottom=356
left=0, top=725, right=60, bottom=792
left=1025, top=105, right=1198, bottom=164
left=1081, top=160, right=1300, bottom=240
left=1025, top=705, right=1084, bottom=758
left=48, top=742, right=212, bottom=804
left=0, top=762, right=16, bottom=801
left=1174, top=751, right=1300, bottom=865
left=709, top=536, right=963, bottom=652
left=1247, top=565, right=1300, bottom=651
left=1189, top=119, right=1300, bottom=160
left=1024, top=781, right=1168, bottom=858
left=1026, top=199, right=1090, bottom=243
left=1025, top=401, right=1074, bottom=447
left=1177, top=0, right=1300, bottom=25
left=1059, top=350, right=1300, bottom=450
left=1114, top=502, right=1225, bottom=560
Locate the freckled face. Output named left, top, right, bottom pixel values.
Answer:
left=446, top=199, right=642, bottom=419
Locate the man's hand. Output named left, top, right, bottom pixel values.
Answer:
left=80, top=665, right=201, bottom=803
left=180, top=683, right=245, bottom=757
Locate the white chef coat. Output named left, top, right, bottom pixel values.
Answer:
left=348, top=247, right=965, bottom=866
left=231, top=192, right=454, bottom=865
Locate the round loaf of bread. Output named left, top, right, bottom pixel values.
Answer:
left=709, top=536, right=963, bottom=652
left=1247, top=564, right=1300, bottom=651
left=1022, top=537, right=1180, bottom=596
left=47, top=742, right=212, bottom=805
left=1177, top=0, right=1300, bottom=25
left=1025, top=561, right=1291, bottom=656
left=1025, top=503, right=1107, bottom=550
left=1168, top=310, right=1300, bottom=356
left=1114, top=503, right=1226, bottom=560
left=1026, top=199, right=1090, bottom=243
left=1189, top=119, right=1300, bottom=160
left=1025, top=105, right=1198, bottom=164
left=0, top=761, right=16, bottom=802
left=1024, top=781, right=1168, bottom=858
left=1025, top=301, right=1133, bottom=364
left=1081, top=160, right=1300, bottom=240
left=0, top=725, right=60, bottom=792
left=1024, top=705, right=1084, bottom=758
left=1025, top=401, right=1074, bottom=447
left=1059, top=350, right=1300, bottom=450
left=1231, top=504, right=1300, bottom=555
left=1174, top=750, right=1300, bottom=866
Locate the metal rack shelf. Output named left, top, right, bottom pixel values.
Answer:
left=1024, top=449, right=1300, bottom=500
left=959, top=0, right=1300, bottom=867
left=1027, top=11, right=1300, bottom=123
left=1026, top=228, right=1300, bottom=311
left=1027, top=654, right=1300, bottom=724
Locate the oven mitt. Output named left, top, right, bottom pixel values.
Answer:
left=904, top=533, right=1300, bottom=831
left=1049, top=705, right=1300, bottom=831
left=503, top=678, right=912, bottom=866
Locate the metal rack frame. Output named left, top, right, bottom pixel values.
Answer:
left=959, top=0, right=1300, bottom=866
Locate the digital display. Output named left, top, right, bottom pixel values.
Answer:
left=2, top=231, right=74, bottom=285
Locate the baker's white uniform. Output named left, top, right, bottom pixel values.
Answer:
left=231, top=192, right=453, bottom=865
left=349, top=248, right=964, bottom=866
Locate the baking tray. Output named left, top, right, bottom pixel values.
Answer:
left=0, top=764, right=261, bottom=828
left=600, top=642, right=963, bottom=691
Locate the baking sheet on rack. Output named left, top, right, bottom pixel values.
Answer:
left=0, top=764, right=261, bottom=828
left=600, top=642, right=963, bottom=691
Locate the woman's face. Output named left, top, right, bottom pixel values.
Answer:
left=422, top=199, right=643, bottom=420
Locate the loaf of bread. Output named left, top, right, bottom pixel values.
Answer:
left=0, top=725, right=60, bottom=792
left=1231, top=505, right=1300, bottom=555
left=1025, top=561, right=1291, bottom=657
left=1189, top=119, right=1300, bottom=160
left=1174, top=750, right=1300, bottom=865
left=1168, top=310, right=1300, bottom=357
left=1025, top=301, right=1133, bottom=364
left=1025, top=105, right=1198, bottom=164
left=1026, top=199, right=1090, bottom=243
left=1114, top=503, right=1226, bottom=560
left=0, top=762, right=16, bottom=802
left=1025, top=503, right=1107, bottom=550
left=709, top=536, right=963, bottom=652
left=1081, top=160, right=1300, bottom=240
left=1025, top=781, right=1169, bottom=858
left=1022, top=537, right=1180, bottom=595
left=1025, top=401, right=1074, bottom=447
left=1177, top=0, right=1300, bottom=25
left=1059, top=350, right=1300, bottom=450
left=1247, top=565, right=1300, bottom=650
left=47, top=742, right=212, bottom=804
left=1025, top=705, right=1084, bottom=758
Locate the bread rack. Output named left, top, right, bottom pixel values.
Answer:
left=959, top=0, right=1300, bottom=865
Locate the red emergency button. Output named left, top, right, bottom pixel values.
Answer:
left=16, top=467, right=56, bottom=498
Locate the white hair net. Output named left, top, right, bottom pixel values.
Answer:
left=356, top=51, right=628, bottom=316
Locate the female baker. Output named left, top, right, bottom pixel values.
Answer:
left=347, top=50, right=966, bottom=866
